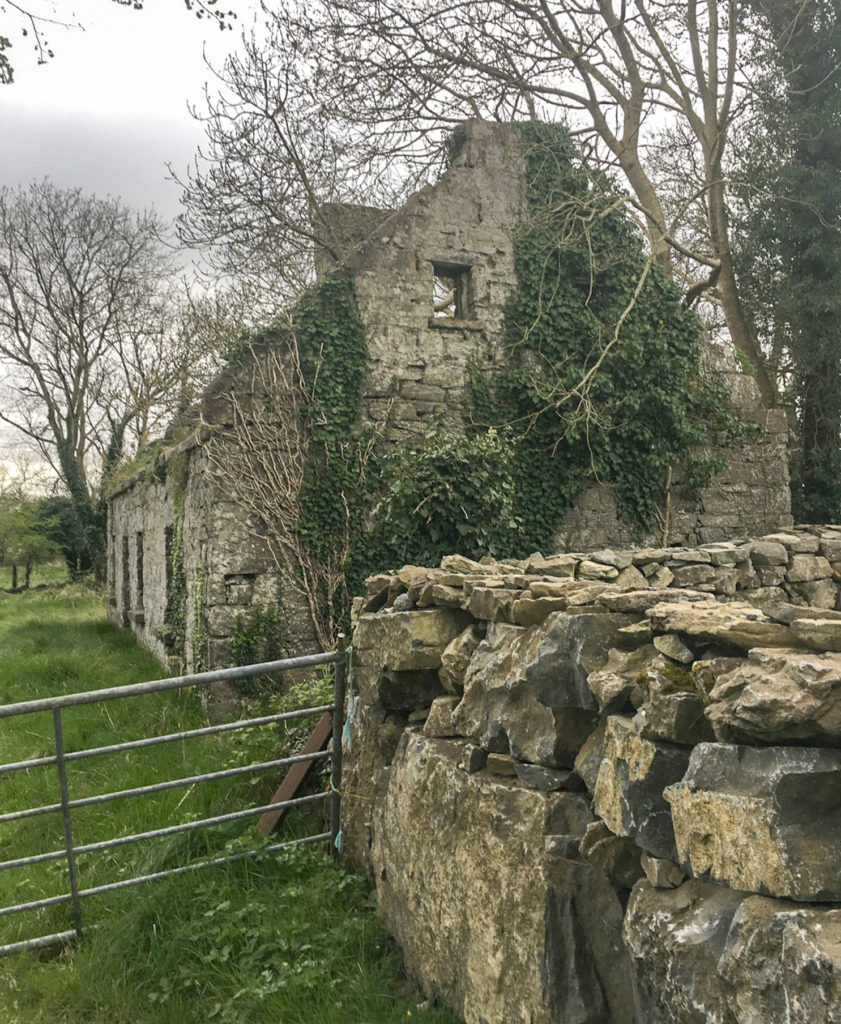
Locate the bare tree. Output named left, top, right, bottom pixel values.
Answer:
left=176, top=22, right=415, bottom=303
left=0, top=0, right=235, bottom=85
left=202, top=338, right=377, bottom=649
left=182, top=0, right=775, bottom=402
left=0, top=180, right=194, bottom=574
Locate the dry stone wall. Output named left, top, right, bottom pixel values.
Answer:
left=345, top=526, right=841, bottom=1024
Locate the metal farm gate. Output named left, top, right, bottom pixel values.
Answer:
left=0, top=642, right=348, bottom=956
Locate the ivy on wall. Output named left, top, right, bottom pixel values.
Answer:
left=230, top=602, right=288, bottom=667
left=366, top=423, right=521, bottom=567
left=190, top=567, right=208, bottom=673
left=161, top=453, right=189, bottom=665
left=295, top=273, right=371, bottom=567
left=470, top=121, right=748, bottom=553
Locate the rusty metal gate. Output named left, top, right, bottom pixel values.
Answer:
left=0, top=643, right=347, bottom=956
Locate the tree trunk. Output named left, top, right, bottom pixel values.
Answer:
left=707, top=174, right=776, bottom=406
left=617, top=152, right=673, bottom=272
left=11, top=564, right=17, bottom=589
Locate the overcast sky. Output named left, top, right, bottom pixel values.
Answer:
left=0, top=1, right=258, bottom=470
left=1, top=0, right=255, bottom=222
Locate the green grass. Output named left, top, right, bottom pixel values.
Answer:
left=0, top=586, right=460, bottom=1024
left=0, top=561, right=69, bottom=590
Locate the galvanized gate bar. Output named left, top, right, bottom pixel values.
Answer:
left=52, top=709, right=83, bottom=938
left=0, top=645, right=349, bottom=957
left=0, top=703, right=335, bottom=776
left=0, top=794, right=332, bottom=918
left=0, top=748, right=333, bottom=824
left=0, top=791, right=332, bottom=873
left=330, top=635, right=348, bottom=855
left=0, top=833, right=330, bottom=959
left=0, top=651, right=344, bottom=719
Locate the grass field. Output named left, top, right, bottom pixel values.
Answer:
left=0, top=561, right=69, bottom=590
left=0, top=585, right=459, bottom=1024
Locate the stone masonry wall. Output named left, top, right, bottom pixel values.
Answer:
left=347, top=119, right=791, bottom=546
left=345, top=526, right=841, bottom=1024
left=107, top=433, right=317, bottom=679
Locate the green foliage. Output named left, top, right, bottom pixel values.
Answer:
left=370, top=422, right=522, bottom=566
left=296, top=273, right=372, bottom=561
left=225, top=669, right=335, bottom=804
left=0, top=494, right=61, bottom=587
left=0, top=559, right=68, bottom=589
left=733, top=1, right=841, bottom=523
left=191, top=567, right=208, bottom=672
left=296, top=274, right=368, bottom=447
left=230, top=602, right=289, bottom=667
left=163, top=492, right=187, bottom=660
left=470, top=122, right=737, bottom=552
left=38, top=492, right=103, bottom=580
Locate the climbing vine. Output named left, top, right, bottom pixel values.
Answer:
left=161, top=453, right=190, bottom=665
left=163, top=492, right=187, bottom=661
left=293, top=274, right=379, bottom=626
left=470, top=122, right=749, bottom=552
left=230, top=602, right=289, bottom=668
left=190, top=567, right=208, bottom=673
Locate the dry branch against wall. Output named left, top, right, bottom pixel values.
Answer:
left=201, top=340, right=347, bottom=651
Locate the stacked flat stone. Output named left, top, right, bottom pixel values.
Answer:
left=347, top=526, right=841, bottom=1024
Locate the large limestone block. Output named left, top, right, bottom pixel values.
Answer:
left=665, top=742, right=841, bottom=900
left=371, top=732, right=635, bottom=1024
left=454, top=612, right=634, bottom=767
left=339, top=698, right=407, bottom=876
left=789, top=616, right=841, bottom=650
left=586, top=644, right=658, bottom=715
left=600, top=588, right=716, bottom=614
left=787, top=553, right=832, bottom=582
left=749, top=540, right=788, bottom=566
left=526, top=611, right=638, bottom=708
left=453, top=622, right=597, bottom=766
left=439, top=623, right=483, bottom=692
left=593, top=716, right=691, bottom=860
left=544, top=855, right=639, bottom=1023
left=646, top=599, right=799, bottom=649
left=790, top=578, right=840, bottom=608
left=705, top=647, right=841, bottom=745
left=623, top=879, right=746, bottom=1024
left=636, top=660, right=715, bottom=746
left=353, top=608, right=472, bottom=670
left=625, top=879, right=841, bottom=1024
left=718, top=894, right=841, bottom=1023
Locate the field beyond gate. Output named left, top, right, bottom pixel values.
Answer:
left=0, top=616, right=345, bottom=955
left=0, top=586, right=460, bottom=1024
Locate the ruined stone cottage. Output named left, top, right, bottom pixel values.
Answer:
left=107, top=120, right=791, bottom=671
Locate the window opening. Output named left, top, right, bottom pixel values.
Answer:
left=432, top=264, right=472, bottom=320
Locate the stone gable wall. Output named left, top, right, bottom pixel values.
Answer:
left=345, top=527, right=841, bottom=1024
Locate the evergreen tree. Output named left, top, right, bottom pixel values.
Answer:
left=735, top=1, right=841, bottom=522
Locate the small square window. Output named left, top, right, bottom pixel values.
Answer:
left=432, top=264, right=472, bottom=320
